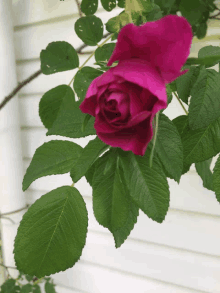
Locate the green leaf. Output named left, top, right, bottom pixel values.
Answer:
left=39, top=85, right=75, bottom=130
left=95, top=43, right=116, bottom=64
left=105, top=16, right=121, bottom=33
left=73, top=66, right=103, bottom=100
left=81, top=0, right=98, bottom=15
left=166, top=84, right=173, bottom=105
left=45, top=282, right=56, bottom=293
left=154, top=0, right=176, bottom=14
left=195, top=21, right=207, bottom=39
left=176, top=66, right=201, bottom=104
left=179, top=0, right=206, bottom=25
left=46, top=94, right=96, bottom=138
left=20, top=284, right=32, bottom=293
left=114, top=167, right=139, bottom=248
left=195, top=158, right=213, bottom=191
left=33, top=285, right=41, bottom=293
left=25, top=274, right=33, bottom=282
left=14, top=186, right=88, bottom=278
left=198, top=45, right=220, bottom=59
left=40, top=42, right=79, bottom=75
left=142, top=3, right=163, bottom=21
left=213, top=155, right=220, bottom=203
left=155, top=114, right=183, bottom=182
left=189, top=67, right=220, bottom=130
left=172, top=115, right=192, bottom=174
left=75, top=16, right=103, bottom=46
left=118, top=147, right=170, bottom=223
left=81, top=114, right=92, bottom=133
left=117, top=0, right=125, bottom=8
left=182, top=116, right=220, bottom=166
left=101, top=0, right=116, bottom=11
left=70, top=136, right=109, bottom=183
left=92, top=150, right=134, bottom=246
left=22, top=140, right=82, bottom=191
left=1, top=279, right=16, bottom=293
left=185, top=55, right=220, bottom=68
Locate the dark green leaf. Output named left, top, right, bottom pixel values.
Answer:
left=75, top=16, right=103, bottom=46
left=182, top=116, right=220, bottom=165
left=73, top=66, right=103, bottom=100
left=101, top=0, right=116, bottom=11
left=117, top=0, right=125, bottom=8
left=1, top=279, right=16, bottom=293
left=195, top=158, right=213, bottom=191
left=118, top=147, right=170, bottom=223
left=81, top=114, right=92, bottom=133
left=154, top=0, right=176, bottom=14
left=199, top=45, right=220, bottom=60
left=14, top=186, right=88, bottom=278
left=40, top=42, right=79, bottom=75
left=25, top=274, right=33, bottom=282
left=189, top=67, right=220, bottom=130
left=185, top=55, right=220, bottom=68
left=155, top=114, right=183, bottom=182
left=95, top=43, right=116, bottom=64
left=70, top=136, right=109, bottom=183
left=20, top=284, right=32, bottom=293
left=22, top=140, right=83, bottom=191
left=92, top=150, right=133, bottom=246
left=33, top=285, right=41, bottom=293
left=179, top=0, right=206, bottom=25
left=176, top=66, right=201, bottom=104
left=46, top=95, right=96, bottom=138
left=105, top=16, right=121, bottom=33
left=45, top=282, right=56, bottom=293
left=165, top=84, right=173, bottom=106
left=196, top=21, right=207, bottom=39
left=81, top=0, right=98, bottom=15
left=39, top=85, right=75, bottom=130
left=143, top=3, right=163, bottom=21
left=213, top=155, right=220, bottom=203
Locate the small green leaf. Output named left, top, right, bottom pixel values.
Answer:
left=1, top=279, right=16, bottom=293
left=154, top=0, right=176, bottom=14
left=185, top=55, right=220, bottom=68
left=70, top=136, right=109, bottom=183
left=81, top=114, right=92, bottom=133
left=40, top=42, right=79, bottom=75
left=101, top=0, right=116, bottom=11
left=25, top=274, right=33, bottom=282
left=81, top=0, right=98, bottom=15
left=176, top=66, right=201, bottom=104
left=198, top=45, right=220, bottom=60
left=73, top=66, right=103, bottom=100
left=39, top=85, right=75, bottom=130
left=92, top=150, right=135, bottom=246
left=45, top=282, right=56, bottom=293
left=20, top=284, right=32, bottom=293
left=166, top=84, right=173, bottom=105
left=33, top=285, right=41, bottom=293
left=75, top=15, right=103, bottom=46
left=95, top=43, right=116, bottom=64
left=46, top=95, right=96, bottom=138
left=105, top=16, right=121, bottom=33
left=213, top=155, right=220, bottom=203
left=189, top=67, right=220, bottom=130
left=179, top=0, right=206, bottom=25
left=118, top=146, right=170, bottom=223
left=155, top=114, right=183, bottom=182
left=14, top=186, right=88, bottom=278
left=195, top=21, right=207, bottom=39
left=195, top=159, right=213, bottom=191
left=117, top=0, right=125, bottom=8
left=182, top=116, right=220, bottom=165
left=22, top=140, right=82, bottom=191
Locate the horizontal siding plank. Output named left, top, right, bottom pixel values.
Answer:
left=24, top=188, right=220, bottom=256
left=53, top=258, right=203, bottom=293
left=14, top=8, right=121, bottom=61
left=56, top=285, right=86, bottom=293
left=12, top=0, right=79, bottom=27
left=80, top=231, right=220, bottom=292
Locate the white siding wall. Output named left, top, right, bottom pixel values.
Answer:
left=6, top=0, right=220, bottom=292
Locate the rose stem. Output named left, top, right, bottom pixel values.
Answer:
left=173, top=92, right=188, bottom=115
left=149, top=112, right=159, bottom=168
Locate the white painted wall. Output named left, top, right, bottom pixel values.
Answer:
left=1, top=0, right=220, bottom=292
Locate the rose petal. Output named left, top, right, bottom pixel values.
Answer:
left=97, top=117, right=153, bottom=156
left=111, top=59, right=167, bottom=110
left=107, top=15, right=193, bottom=83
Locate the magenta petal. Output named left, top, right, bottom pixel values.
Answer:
left=111, top=59, right=167, bottom=110
left=107, top=15, right=193, bottom=83
left=97, top=118, right=153, bottom=156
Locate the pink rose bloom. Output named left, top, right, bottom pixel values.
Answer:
left=80, top=15, right=193, bottom=156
